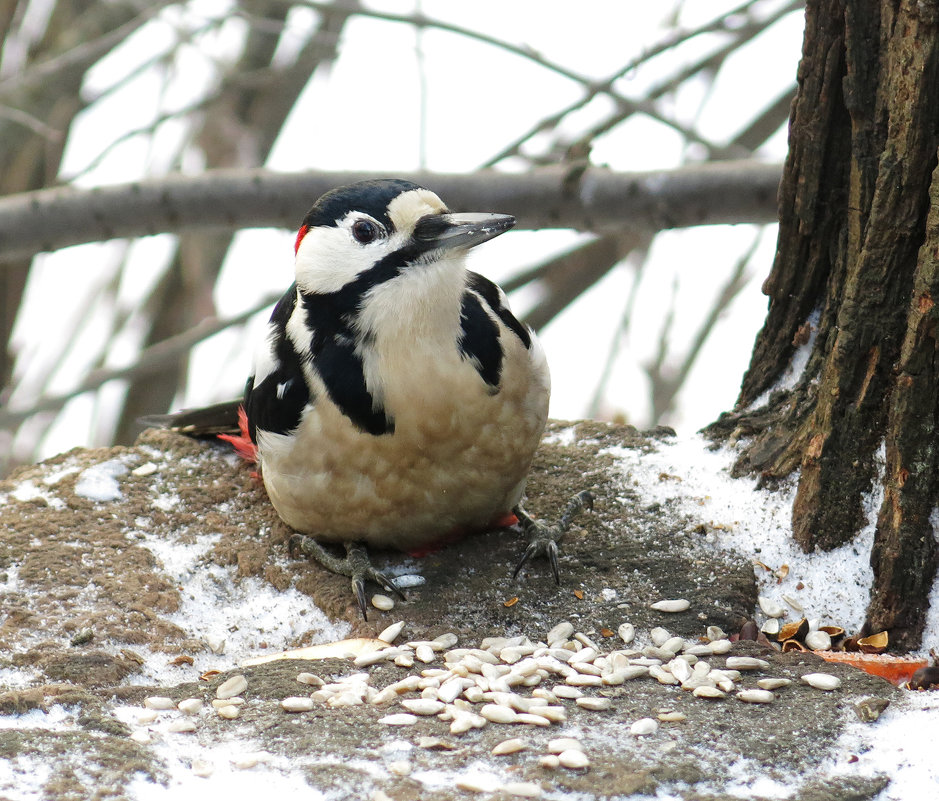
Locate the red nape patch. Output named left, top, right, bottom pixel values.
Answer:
left=218, top=405, right=258, bottom=465
left=294, top=224, right=309, bottom=254
left=407, top=511, right=520, bottom=558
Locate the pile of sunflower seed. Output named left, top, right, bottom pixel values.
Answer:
left=134, top=605, right=843, bottom=787
left=279, top=612, right=841, bottom=757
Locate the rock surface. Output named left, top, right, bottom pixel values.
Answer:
left=0, top=421, right=895, bottom=799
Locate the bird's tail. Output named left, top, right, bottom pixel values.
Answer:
left=138, top=399, right=257, bottom=463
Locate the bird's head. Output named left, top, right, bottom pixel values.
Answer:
left=292, top=179, right=515, bottom=298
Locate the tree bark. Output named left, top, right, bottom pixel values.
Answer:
left=707, top=0, right=939, bottom=648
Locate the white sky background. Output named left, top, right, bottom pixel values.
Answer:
left=8, top=0, right=806, bottom=461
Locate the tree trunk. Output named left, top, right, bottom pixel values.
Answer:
left=706, top=0, right=939, bottom=649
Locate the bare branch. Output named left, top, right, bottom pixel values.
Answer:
left=480, top=0, right=803, bottom=167
left=0, top=162, right=782, bottom=262
left=0, top=292, right=281, bottom=429
left=0, top=2, right=175, bottom=100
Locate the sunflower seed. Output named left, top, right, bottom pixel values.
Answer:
left=400, top=698, right=445, bottom=716
left=296, top=672, right=324, bottom=687
left=281, top=696, right=314, bottom=712
left=658, top=711, right=686, bottom=722
left=558, top=749, right=590, bottom=769
left=800, top=672, right=841, bottom=691
left=618, top=623, right=636, bottom=644
left=450, top=711, right=487, bottom=734
left=737, top=689, right=775, bottom=704
left=630, top=717, right=659, bottom=736
left=492, top=738, right=528, bottom=755
left=650, top=599, right=690, bottom=613
left=354, top=647, right=402, bottom=667
left=804, top=631, right=832, bottom=651
left=144, top=696, right=175, bottom=710
left=548, top=737, right=584, bottom=753
left=757, top=677, right=792, bottom=690
left=725, top=656, right=769, bottom=671
left=167, top=718, right=197, bottom=733
left=176, top=698, right=203, bottom=715
left=576, top=697, right=612, bottom=711
left=378, top=621, right=405, bottom=643
left=371, top=594, right=394, bottom=611
left=706, top=626, right=726, bottom=641
left=216, top=675, right=248, bottom=699
left=480, top=704, right=518, bottom=723
left=692, top=686, right=727, bottom=699
left=217, top=704, right=240, bottom=719
left=535, top=706, right=567, bottom=723
left=758, top=596, right=786, bottom=618
left=380, top=713, right=418, bottom=725
left=548, top=619, right=577, bottom=644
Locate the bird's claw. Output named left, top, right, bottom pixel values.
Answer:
left=513, top=490, right=593, bottom=584
left=513, top=536, right=560, bottom=584
left=289, top=535, right=404, bottom=620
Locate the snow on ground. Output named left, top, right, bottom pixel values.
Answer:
left=3, top=433, right=939, bottom=798
left=605, top=434, right=939, bottom=799
left=607, top=434, right=884, bottom=640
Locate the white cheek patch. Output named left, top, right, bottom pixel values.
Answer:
left=295, top=227, right=374, bottom=294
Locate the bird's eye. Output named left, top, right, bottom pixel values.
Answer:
left=352, top=219, right=379, bottom=244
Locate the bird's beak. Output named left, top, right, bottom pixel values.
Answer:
left=413, top=212, right=515, bottom=253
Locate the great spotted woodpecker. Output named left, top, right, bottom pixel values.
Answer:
left=145, top=179, right=591, bottom=618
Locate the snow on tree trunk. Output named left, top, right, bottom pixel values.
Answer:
left=707, top=0, right=939, bottom=649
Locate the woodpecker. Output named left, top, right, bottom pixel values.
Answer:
left=145, top=179, right=591, bottom=618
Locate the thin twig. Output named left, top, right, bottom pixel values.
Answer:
left=0, top=2, right=176, bottom=99
left=481, top=0, right=802, bottom=167
left=0, top=292, right=283, bottom=429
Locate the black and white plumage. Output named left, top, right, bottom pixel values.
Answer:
left=145, top=179, right=591, bottom=615
left=248, top=179, right=549, bottom=550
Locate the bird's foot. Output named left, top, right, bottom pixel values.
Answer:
left=512, top=490, right=594, bottom=584
left=288, top=536, right=405, bottom=620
